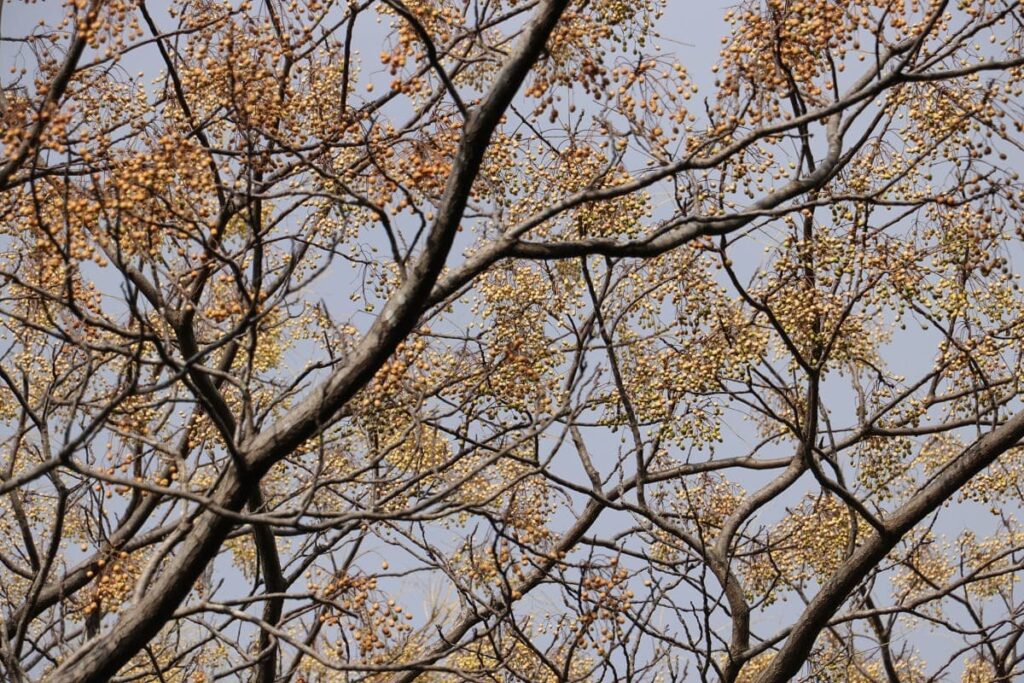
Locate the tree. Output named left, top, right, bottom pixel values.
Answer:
left=2, top=0, right=1024, bottom=680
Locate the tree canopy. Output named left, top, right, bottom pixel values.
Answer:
left=3, top=0, right=1024, bottom=680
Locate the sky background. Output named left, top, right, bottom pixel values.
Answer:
left=1, top=0, right=1020, bottom=680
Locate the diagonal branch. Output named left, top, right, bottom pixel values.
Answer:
left=755, top=406, right=1024, bottom=683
